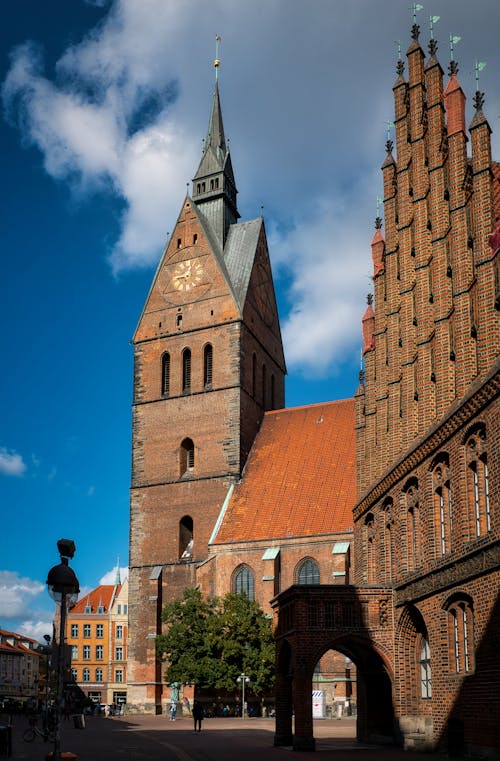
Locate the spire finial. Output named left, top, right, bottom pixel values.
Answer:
left=428, top=15, right=439, bottom=56
left=367, top=293, right=374, bottom=306
left=115, top=558, right=121, bottom=586
left=214, top=34, right=221, bottom=80
left=411, top=3, right=423, bottom=40
left=395, top=40, right=404, bottom=76
left=448, top=34, right=461, bottom=75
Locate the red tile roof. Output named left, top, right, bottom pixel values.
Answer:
left=70, top=585, right=118, bottom=615
left=213, top=399, right=356, bottom=544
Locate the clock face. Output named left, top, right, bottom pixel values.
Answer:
left=172, top=260, right=205, bottom=292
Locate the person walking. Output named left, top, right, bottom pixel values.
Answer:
left=169, top=702, right=177, bottom=721
left=192, top=700, right=204, bottom=732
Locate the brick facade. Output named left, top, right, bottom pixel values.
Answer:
left=274, top=22, right=499, bottom=755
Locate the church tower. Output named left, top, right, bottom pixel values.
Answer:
left=127, top=63, right=286, bottom=713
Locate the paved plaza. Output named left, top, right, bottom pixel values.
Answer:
left=1, top=714, right=452, bottom=761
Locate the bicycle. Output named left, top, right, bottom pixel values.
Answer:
left=22, top=719, right=55, bottom=743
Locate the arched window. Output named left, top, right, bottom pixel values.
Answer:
left=203, top=344, right=213, bottom=389
left=445, top=596, right=475, bottom=674
left=405, top=480, right=420, bottom=571
left=419, top=636, right=432, bottom=698
left=179, top=515, right=193, bottom=561
left=383, top=499, right=394, bottom=583
left=233, top=565, right=254, bottom=599
left=161, top=352, right=170, bottom=397
left=182, top=348, right=191, bottom=393
left=252, top=353, right=257, bottom=398
left=465, top=426, right=490, bottom=538
left=180, top=438, right=194, bottom=476
left=432, top=457, right=452, bottom=556
left=262, top=364, right=267, bottom=407
left=364, top=513, right=375, bottom=583
left=271, top=374, right=275, bottom=408
left=297, top=558, right=320, bottom=585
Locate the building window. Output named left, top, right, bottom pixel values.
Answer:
left=364, top=513, right=375, bottom=583
left=83, top=624, right=91, bottom=638
left=71, top=668, right=78, bottom=681
left=115, top=647, right=123, bottom=661
left=85, top=604, right=91, bottom=614
left=383, top=499, right=394, bottom=583
left=180, top=438, right=195, bottom=476
left=116, top=625, right=123, bottom=639
left=432, top=458, right=452, bottom=556
left=71, top=645, right=78, bottom=660
left=252, top=353, right=257, bottom=398
left=117, top=605, right=121, bottom=614
left=262, top=364, right=267, bottom=407
left=83, top=668, right=90, bottom=682
left=297, top=558, right=320, bottom=585
left=96, top=624, right=104, bottom=638
left=123, top=605, right=127, bottom=615
left=405, top=480, right=420, bottom=571
left=96, top=646, right=103, bottom=660
left=182, top=348, right=191, bottom=393
left=95, top=668, right=103, bottom=683
left=203, top=344, right=213, bottom=388
left=115, top=669, right=123, bottom=683
left=70, top=624, right=78, bottom=638
left=233, top=565, right=255, bottom=600
left=271, top=374, right=275, bottom=408
left=97, top=604, right=104, bottom=614
left=83, top=646, right=90, bottom=660
left=446, top=597, right=475, bottom=674
left=465, top=426, right=490, bottom=538
left=179, top=515, right=193, bottom=560
left=161, top=352, right=170, bottom=396
left=420, top=637, right=432, bottom=698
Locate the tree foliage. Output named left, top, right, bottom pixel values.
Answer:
left=156, top=588, right=275, bottom=696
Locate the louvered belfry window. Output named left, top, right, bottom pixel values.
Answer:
left=182, top=348, right=191, bottom=393
left=161, top=352, right=170, bottom=396
left=204, top=344, right=213, bottom=388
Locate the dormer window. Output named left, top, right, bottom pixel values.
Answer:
left=85, top=604, right=91, bottom=614
left=97, top=605, right=104, bottom=614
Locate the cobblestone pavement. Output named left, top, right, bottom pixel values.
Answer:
left=2, top=715, right=449, bottom=761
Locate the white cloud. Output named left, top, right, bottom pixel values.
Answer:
left=0, top=571, right=45, bottom=619
left=0, top=448, right=27, bottom=477
left=17, top=619, right=54, bottom=644
left=99, top=566, right=129, bottom=585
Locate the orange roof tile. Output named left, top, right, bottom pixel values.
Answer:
left=213, top=399, right=356, bottom=544
left=70, top=585, right=118, bottom=615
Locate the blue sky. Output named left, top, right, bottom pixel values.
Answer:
left=1, top=0, right=499, bottom=642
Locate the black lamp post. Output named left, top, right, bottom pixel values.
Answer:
left=42, top=634, right=51, bottom=734
left=46, top=539, right=79, bottom=761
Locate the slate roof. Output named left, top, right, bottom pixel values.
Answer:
left=213, top=399, right=356, bottom=544
left=224, top=218, right=263, bottom=308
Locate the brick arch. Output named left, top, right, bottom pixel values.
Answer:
left=461, top=419, right=487, bottom=446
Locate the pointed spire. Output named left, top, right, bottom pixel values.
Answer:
left=192, top=40, right=239, bottom=247
left=114, top=560, right=121, bottom=587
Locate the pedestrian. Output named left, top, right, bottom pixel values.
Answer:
left=192, top=700, right=204, bottom=732
left=170, top=702, right=177, bottom=721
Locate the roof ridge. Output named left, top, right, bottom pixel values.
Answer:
left=264, top=398, right=355, bottom=417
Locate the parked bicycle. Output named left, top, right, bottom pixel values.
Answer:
left=23, top=717, right=55, bottom=743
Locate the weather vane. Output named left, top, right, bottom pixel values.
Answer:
left=412, top=3, right=424, bottom=24
left=214, top=34, right=221, bottom=80
left=429, top=15, right=440, bottom=39
left=449, top=34, right=461, bottom=62
left=475, top=61, right=487, bottom=92
left=385, top=120, right=394, bottom=141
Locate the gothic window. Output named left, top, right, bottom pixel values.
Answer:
left=445, top=596, right=475, bottom=674
left=383, top=499, right=394, bottom=583
left=203, top=344, right=213, bottom=389
left=465, top=426, right=490, bottom=538
left=296, top=558, right=320, bottom=585
left=179, top=515, right=193, bottom=561
left=262, top=364, right=267, bottom=407
left=233, top=565, right=254, bottom=600
left=271, top=374, right=275, bottom=408
left=405, top=480, right=420, bottom=571
left=432, top=457, right=452, bottom=556
left=364, top=513, right=375, bottom=583
left=160, top=352, right=169, bottom=397
left=420, top=636, right=432, bottom=698
left=180, top=438, right=194, bottom=476
left=182, top=348, right=191, bottom=393
left=252, top=353, right=257, bottom=398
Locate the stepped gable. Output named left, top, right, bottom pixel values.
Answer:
left=213, top=399, right=356, bottom=544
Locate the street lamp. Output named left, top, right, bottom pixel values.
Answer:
left=236, top=673, right=250, bottom=719
left=46, top=539, right=79, bottom=761
left=41, top=634, right=52, bottom=734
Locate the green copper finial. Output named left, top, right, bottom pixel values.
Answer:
left=385, top=120, right=394, bottom=141
left=214, top=34, right=221, bottom=81
left=429, top=15, right=440, bottom=39
left=395, top=40, right=402, bottom=60
left=449, top=34, right=461, bottom=62
left=475, top=61, right=487, bottom=91
left=413, top=3, right=424, bottom=23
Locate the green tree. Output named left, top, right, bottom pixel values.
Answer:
left=156, top=588, right=275, bottom=696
